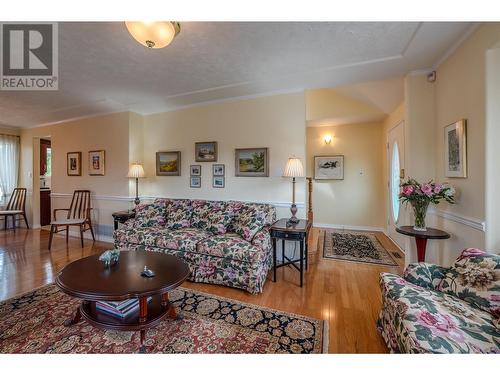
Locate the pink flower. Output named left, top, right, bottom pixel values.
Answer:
left=402, top=185, right=414, bottom=196
left=417, top=311, right=465, bottom=342
left=421, top=183, right=433, bottom=197
left=434, top=184, right=442, bottom=194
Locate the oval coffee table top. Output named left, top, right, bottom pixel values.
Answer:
left=396, top=226, right=450, bottom=239
left=56, top=251, right=190, bottom=301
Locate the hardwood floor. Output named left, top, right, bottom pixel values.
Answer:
left=0, top=227, right=403, bottom=353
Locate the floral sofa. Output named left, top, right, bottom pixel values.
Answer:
left=113, top=198, right=276, bottom=294
left=378, top=248, right=500, bottom=353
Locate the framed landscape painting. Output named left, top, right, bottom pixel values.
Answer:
left=67, top=152, right=82, bottom=176
left=195, top=142, right=217, bottom=162
left=156, top=151, right=181, bottom=176
left=235, top=148, right=269, bottom=177
left=444, top=119, right=467, bottom=178
left=314, top=155, right=344, bottom=180
left=88, top=150, right=105, bottom=176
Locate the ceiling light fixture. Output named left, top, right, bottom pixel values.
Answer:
left=125, top=22, right=180, bottom=49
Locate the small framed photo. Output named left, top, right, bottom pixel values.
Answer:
left=190, top=165, right=201, bottom=176
left=88, top=150, right=105, bottom=176
left=213, top=164, right=225, bottom=176
left=445, top=119, right=467, bottom=178
left=235, top=147, right=269, bottom=177
left=213, top=176, right=225, bottom=188
left=156, top=151, right=181, bottom=176
left=195, top=141, right=218, bottom=162
left=67, top=152, right=82, bottom=176
left=190, top=176, right=201, bottom=188
left=314, top=155, right=344, bottom=180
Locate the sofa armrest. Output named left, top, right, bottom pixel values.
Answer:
left=251, top=227, right=272, bottom=252
left=403, top=263, right=448, bottom=290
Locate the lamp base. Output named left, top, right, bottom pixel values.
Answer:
left=134, top=197, right=140, bottom=205
left=287, top=204, right=299, bottom=225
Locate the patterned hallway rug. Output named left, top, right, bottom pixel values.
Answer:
left=0, top=284, right=327, bottom=354
left=323, top=230, right=397, bottom=266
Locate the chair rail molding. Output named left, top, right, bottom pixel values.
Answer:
left=428, top=207, right=486, bottom=232
left=50, top=192, right=305, bottom=208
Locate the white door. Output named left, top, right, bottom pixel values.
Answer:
left=387, top=122, right=406, bottom=251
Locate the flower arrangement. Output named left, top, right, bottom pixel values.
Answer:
left=399, top=178, right=455, bottom=231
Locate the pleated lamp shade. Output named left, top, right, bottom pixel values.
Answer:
left=127, top=163, right=145, bottom=178
left=283, top=157, right=304, bottom=178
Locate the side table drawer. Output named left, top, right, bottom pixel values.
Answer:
left=270, top=230, right=305, bottom=241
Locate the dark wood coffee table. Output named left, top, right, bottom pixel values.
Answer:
left=56, top=250, right=190, bottom=353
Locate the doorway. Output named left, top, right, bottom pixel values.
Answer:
left=387, top=122, right=406, bottom=252
left=40, top=138, right=52, bottom=228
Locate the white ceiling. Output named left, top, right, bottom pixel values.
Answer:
left=0, top=22, right=474, bottom=128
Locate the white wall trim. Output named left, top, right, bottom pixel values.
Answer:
left=50, top=192, right=304, bottom=208
left=429, top=208, right=486, bottom=232
left=313, top=223, right=385, bottom=232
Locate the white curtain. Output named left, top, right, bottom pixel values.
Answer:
left=0, top=134, right=20, bottom=200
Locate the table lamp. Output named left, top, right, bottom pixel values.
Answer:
left=283, top=156, right=304, bottom=225
left=127, top=163, right=145, bottom=205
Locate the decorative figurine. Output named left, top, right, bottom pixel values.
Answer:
left=99, top=249, right=121, bottom=267
left=141, top=265, right=155, bottom=278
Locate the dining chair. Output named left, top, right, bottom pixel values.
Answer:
left=48, top=190, right=95, bottom=250
left=0, top=187, right=29, bottom=231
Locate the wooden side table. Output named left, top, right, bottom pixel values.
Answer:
left=112, top=210, right=135, bottom=230
left=396, top=226, right=450, bottom=262
left=270, top=219, right=311, bottom=287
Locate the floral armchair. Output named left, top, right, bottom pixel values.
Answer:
left=378, top=248, right=500, bottom=353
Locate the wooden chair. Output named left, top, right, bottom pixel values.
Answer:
left=48, top=190, right=95, bottom=250
left=0, top=188, right=29, bottom=231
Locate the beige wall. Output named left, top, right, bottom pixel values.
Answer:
left=142, top=93, right=307, bottom=219
left=306, top=122, right=385, bottom=229
left=20, top=112, right=132, bottom=234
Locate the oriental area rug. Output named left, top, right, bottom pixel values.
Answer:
left=0, top=284, right=327, bottom=354
left=323, top=230, right=397, bottom=266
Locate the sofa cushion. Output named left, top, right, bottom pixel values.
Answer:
left=155, top=227, right=212, bottom=252
left=132, top=201, right=167, bottom=228
left=165, top=199, right=193, bottom=230
left=196, top=233, right=267, bottom=263
left=232, top=206, right=267, bottom=242
left=379, top=273, right=500, bottom=353
left=190, top=200, right=232, bottom=235
left=226, top=201, right=277, bottom=231
left=114, top=227, right=159, bottom=246
left=437, top=248, right=500, bottom=318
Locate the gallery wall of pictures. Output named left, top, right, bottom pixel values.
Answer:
left=67, top=150, right=106, bottom=176
left=155, top=142, right=271, bottom=190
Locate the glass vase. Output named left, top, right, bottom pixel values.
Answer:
left=411, top=201, right=429, bottom=231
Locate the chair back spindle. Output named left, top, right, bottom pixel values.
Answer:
left=6, top=188, right=27, bottom=212
left=67, top=190, right=92, bottom=220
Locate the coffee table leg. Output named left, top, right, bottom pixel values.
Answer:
left=139, top=297, right=148, bottom=353
left=64, top=304, right=82, bottom=327
left=162, top=292, right=180, bottom=320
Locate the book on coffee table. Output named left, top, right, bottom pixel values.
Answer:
left=96, top=297, right=152, bottom=318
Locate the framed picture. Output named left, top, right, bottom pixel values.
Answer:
left=190, top=165, right=201, bottom=176
left=235, top=147, right=269, bottom=177
left=67, top=152, right=82, bottom=176
left=444, top=119, right=467, bottom=178
left=156, top=151, right=181, bottom=176
left=195, top=141, right=218, bottom=162
left=190, top=176, right=201, bottom=188
left=314, top=155, right=344, bottom=180
left=88, top=150, right=105, bottom=176
left=213, top=176, right=225, bottom=188
left=213, top=164, right=225, bottom=176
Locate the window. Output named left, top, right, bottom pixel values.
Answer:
left=390, top=142, right=400, bottom=223
left=0, top=134, right=20, bottom=201
left=45, top=147, right=52, bottom=176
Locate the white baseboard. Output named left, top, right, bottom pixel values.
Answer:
left=52, top=229, right=114, bottom=245
left=313, top=223, right=385, bottom=232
